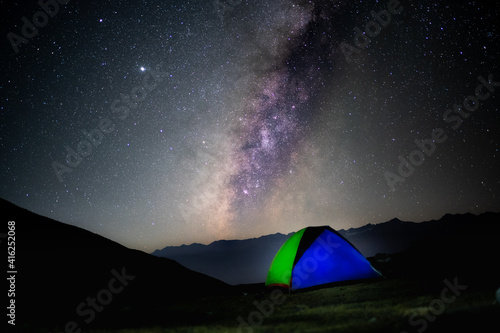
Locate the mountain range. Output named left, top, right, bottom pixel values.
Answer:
left=152, top=212, right=499, bottom=285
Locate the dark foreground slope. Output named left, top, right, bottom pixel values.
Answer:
left=2, top=199, right=233, bottom=332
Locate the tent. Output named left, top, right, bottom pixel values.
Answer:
left=265, top=226, right=382, bottom=290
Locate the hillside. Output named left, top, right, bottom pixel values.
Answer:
left=2, top=198, right=233, bottom=332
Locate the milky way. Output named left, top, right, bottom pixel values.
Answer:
left=1, top=0, right=499, bottom=250
left=230, top=65, right=311, bottom=213
left=181, top=1, right=338, bottom=236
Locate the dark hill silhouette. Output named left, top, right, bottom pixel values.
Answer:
left=153, top=212, right=500, bottom=285
left=2, top=198, right=233, bottom=332
left=371, top=211, right=500, bottom=287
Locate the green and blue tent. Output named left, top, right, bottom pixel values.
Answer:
left=265, top=226, right=382, bottom=290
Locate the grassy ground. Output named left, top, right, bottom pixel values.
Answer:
left=84, top=277, right=499, bottom=333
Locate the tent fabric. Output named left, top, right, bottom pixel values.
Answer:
left=265, top=226, right=382, bottom=290
left=265, top=228, right=306, bottom=288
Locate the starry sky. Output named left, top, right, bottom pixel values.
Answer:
left=1, top=0, right=499, bottom=252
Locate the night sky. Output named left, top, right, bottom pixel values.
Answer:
left=1, top=0, right=499, bottom=252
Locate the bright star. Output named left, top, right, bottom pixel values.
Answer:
left=140, top=67, right=146, bottom=72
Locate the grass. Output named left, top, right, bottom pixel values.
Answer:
left=83, top=277, right=499, bottom=333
